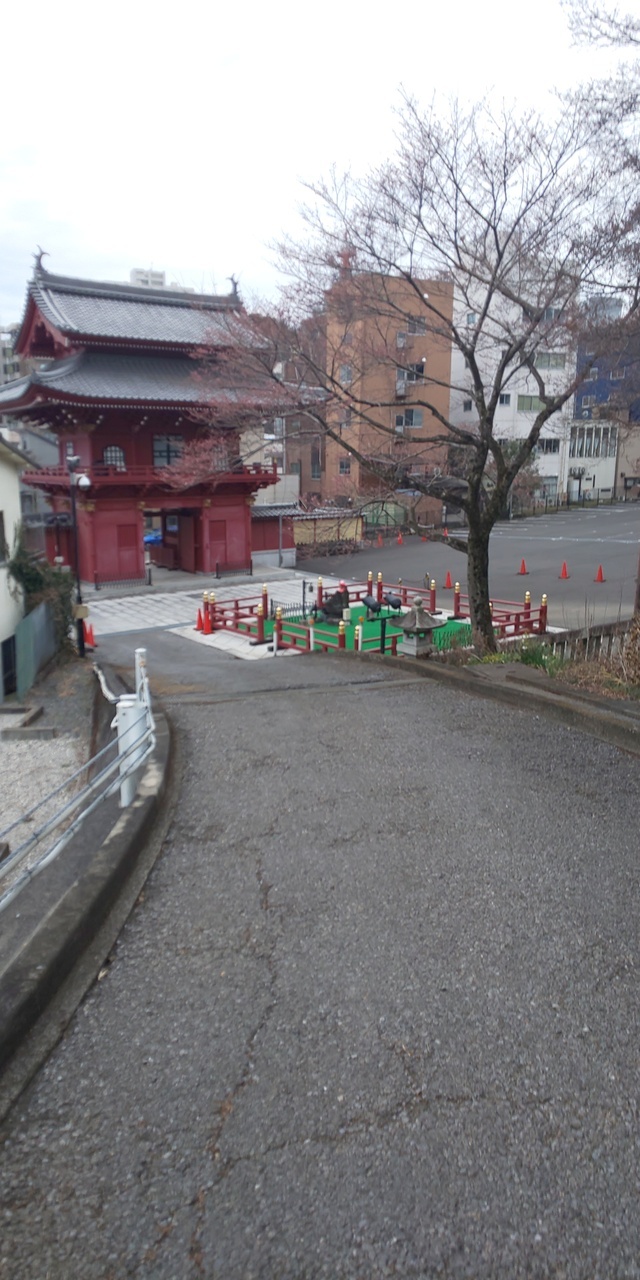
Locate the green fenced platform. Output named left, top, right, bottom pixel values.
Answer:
left=243, top=608, right=472, bottom=653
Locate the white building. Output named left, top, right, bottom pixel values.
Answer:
left=0, top=437, right=29, bottom=697
left=449, top=299, right=574, bottom=501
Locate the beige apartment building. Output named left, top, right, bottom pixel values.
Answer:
left=321, top=274, right=454, bottom=523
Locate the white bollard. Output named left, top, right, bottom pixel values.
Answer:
left=116, top=694, right=146, bottom=808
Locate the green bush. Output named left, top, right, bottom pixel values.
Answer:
left=7, top=526, right=75, bottom=653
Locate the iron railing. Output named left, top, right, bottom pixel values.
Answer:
left=0, top=650, right=155, bottom=914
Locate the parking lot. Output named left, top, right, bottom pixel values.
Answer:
left=303, top=505, right=640, bottom=629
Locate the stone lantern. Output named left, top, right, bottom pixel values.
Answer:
left=397, top=596, right=444, bottom=658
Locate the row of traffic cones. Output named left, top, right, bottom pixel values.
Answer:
left=195, top=608, right=213, bottom=635
left=559, top=560, right=605, bottom=582
left=83, top=620, right=97, bottom=648
left=518, top=556, right=605, bottom=582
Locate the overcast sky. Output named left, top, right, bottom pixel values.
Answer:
left=0, top=0, right=622, bottom=325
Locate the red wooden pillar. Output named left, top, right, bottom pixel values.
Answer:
left=377, top=571, right=383, bottom=603
left=317, top=577, right=323, bottom=607
left=275, top=607, right=283, bottom=649
left=256, top=603, right=265, bottom=643
left=453, top=582, right=461, bottom=618
left=524, top=590, right=531, bottom=625
left=338, top=620, right=346, bottom=650
left=539, top=593, right=548, bottom=633
left=391, top=635, right=398, bottom=655
left=367, top=570, right=373, bottom=599
left=429, top=579, right=436, bottom=613
left=262, top=583, right=269, bottom=617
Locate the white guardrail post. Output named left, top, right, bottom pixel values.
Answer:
left=116, top=648, right=151, bottom=808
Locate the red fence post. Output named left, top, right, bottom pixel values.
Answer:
left=391, top=635, right=398, bottom=655
left=539, top=593, right=548, bottom=633
left=275, top=606, right=283, bottom=649
left=338, top=620, right=346, bottom=650
left=453, top=582, right=461, bottom=618
left=429, top=579, right=436, bottom=613
left=317, top=577, right=324, bottom=607
left=256, top=603, right=265, bottom=643
left=399, top=579, right=408, bottom=606
left=233, top=598, right=240, bottom=629
left=524, top=590, right=531, bottom=625
left=377, top=571, right=383, bottom=603
left=262, top=583, right=269, bottom=618
left=367, top=571, right=373, bottom=600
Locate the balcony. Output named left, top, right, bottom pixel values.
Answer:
left=21, top=462, right=278, bottom=493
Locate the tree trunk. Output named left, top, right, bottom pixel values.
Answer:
left=466, top=521, right=496, bottom=652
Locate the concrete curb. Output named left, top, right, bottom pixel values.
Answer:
left=352, top=650, right=640, bottom=756
left=0, top=678, right=173, bottom=1113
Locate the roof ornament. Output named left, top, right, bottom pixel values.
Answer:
left=227, top=274, right=239, bottom=300
left=34, top=246, right=49, bottom=274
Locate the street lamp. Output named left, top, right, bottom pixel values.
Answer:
left=67, top=455, right=91, bottom=657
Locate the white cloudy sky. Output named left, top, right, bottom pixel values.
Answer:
left=0, top=0, right=623, bottom=323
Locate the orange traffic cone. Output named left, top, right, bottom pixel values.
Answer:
left=377, top=533, right=383, bottom=548
left=518, top=558, right=528, bottom=575
left=560, top=561, right=569, bottom=579
left=195, top=608, right=203, bottom=631
left=397, top=532, right=403, bottom=546
left=203, top=610, right=212, bottom=635
left=595, top=564, right=605, bottom=583
left=89, top=624, right=97, bottom=648
left=443, top=527, right=449, bottom=538
left=445, top=570, right=453, bottom=589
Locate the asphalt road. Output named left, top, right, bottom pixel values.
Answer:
left=303, top=505, right=640, bottom=629
left=0, top=632, right=638, bottom=1278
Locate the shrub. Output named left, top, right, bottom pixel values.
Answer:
left=7, top=525, right=75, bottom=653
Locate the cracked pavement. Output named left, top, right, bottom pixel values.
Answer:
left=1, top=632, right=639, bottom=1278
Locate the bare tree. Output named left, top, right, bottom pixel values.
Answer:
left=241, top=95, right=638, bottom=650
left=564, top=0, right=640, bottom=46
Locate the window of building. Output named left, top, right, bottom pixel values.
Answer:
left=289, top=460, right=301, bottom=476
left=395, top=408, right=423, bottom=431
left=499, top=393, right=511, bottom=406
left=611, top=367, right=626, bottom=380
left=517, top=395, right=545, bottom=412
left=311, top=446, right=321, bottom=479
left=339, top=457, right=351, bottom=475
left=537, top=438, right=560, bottom=454
left=569, top=425, right=617, bottom=458
left=463, top=399, right=473, bottom=412
left=466, top=312, right=477, bottom=326
left=273, top=417, right=285, bottom=437
left=542, top=306, right=561, bottom=321
left=339, top=364, right=352, bottom=385
left=103, top=445, right=126, bottom=470
left=536, top=352, right=566, bottom=369
left=397, top=363, right=425, bottom=387
left=584, top=368, right=598, bottom=381
left=581, top=395, right=595, bottom=407
left=407, top=316, right=426, bottom=334
left=153, top=435, right=183, bottom=466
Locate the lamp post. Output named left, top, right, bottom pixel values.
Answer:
left=67, top=455, right=91, bottom=657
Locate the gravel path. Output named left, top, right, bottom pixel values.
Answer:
left=0, top=661, right=96, bottom=893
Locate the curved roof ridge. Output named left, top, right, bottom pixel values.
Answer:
left=33, top=263, right=238, bottom=311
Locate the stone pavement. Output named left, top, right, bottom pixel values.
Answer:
left=0, top=634, right=639, bottom=1279
left=87, top=573, right=340, bottom=637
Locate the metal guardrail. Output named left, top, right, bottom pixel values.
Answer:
left=0, top=649, right=155, bottom=914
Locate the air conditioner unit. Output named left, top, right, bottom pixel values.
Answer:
left=396, top=332, right=407, bottom=349
left=396, top=382, right=407, bottom=397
